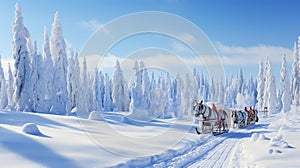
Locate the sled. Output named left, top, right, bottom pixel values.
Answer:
left=193, top=101, right=230, bottom=136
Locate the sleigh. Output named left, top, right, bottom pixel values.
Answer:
left=194, top=101, right=230, bottom=135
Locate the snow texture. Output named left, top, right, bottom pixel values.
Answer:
left=88, top=111, right=104, bottom=121
left=22, top=123, right=43, bottom=136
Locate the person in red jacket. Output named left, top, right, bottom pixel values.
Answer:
left=212, top=103, right=217, bottom=111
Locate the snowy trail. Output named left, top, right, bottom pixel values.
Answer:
left=151, top=132, right=241, bottom=168
left=187, top=137, right=237, bottom=168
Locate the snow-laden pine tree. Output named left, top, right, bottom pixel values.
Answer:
left=42, top=26, right=54, bottom=104
left=217, top=78, right=225, bottom=104
left=104, top=73, right=113, bottom=111
left=129, top=61, right=143, bottom=113
left=140, top=61, right=151, bottom=110
left=291, top=38, right=300, bottom=106
left=30, top=41, right=45, bottom=112
left=7, top=63, right=14, bottom=109
left=0, top=55, right=8, bottom=109
left=77, top=57, right=89, bottom=114
left=92, top=69, right=103, bottom=111
left=112, top=60, right=129, bottom=111
left=181, top=74, right=190, bottom=115
left=72, top=51, right=81, bottom=110
left=12, top=3, right=31, bottom=111
left=248, top=75, right=257, bottom=107
left=66, top=45, right=76, bottom=110
left=173, top=73, right=182, bottom=118
left=50, top=12, right=69, bottom=114
left=210, top=78, right=216, bottom=101
left=280, top=55, right=291, bottom=113
left=238, top=68, right=244, bottom=94
left=256, top=58, right=265, bottom=110
left=263, top=56, right=277, bottom=115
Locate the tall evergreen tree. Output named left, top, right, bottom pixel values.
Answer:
left=257, top=58, right=265, bottom=110
left=112, top=60, right=129, bottom=111
left=42, top=26, right=54, bottom=103
left=0, top=55, right=8, bottom=109
left=12, top=3, right=31, bottom=111
left=280, top=55, right=291, bottom=112
left=7, top=63, right=14, bottom=108
left=50, top=12, right=69, bottom=114
left=291, top=38, right=300, bottom=106
left=30, top=41, right=45, bottom=112
left=104, top=73, right=113, bottom=111
left=263, top=56, right=277, bottom=115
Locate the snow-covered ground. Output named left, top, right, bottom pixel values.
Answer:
left=0, top=108, right=299, bottom=167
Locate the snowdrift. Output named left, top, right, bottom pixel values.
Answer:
left=88, top=111, right=104, bottom=121
left=22, top=123, right=45, bottom=137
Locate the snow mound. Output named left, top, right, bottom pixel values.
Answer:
left=88, top=111, right=104, bottom=121
left=22, top=123, right=43, bottom=136
left=123, top=108, right=153, bottom=123
left=251, top=133, right=260, bottom=142
left=258, top=134, right=270, bottom=141
left=270, top=134, right=283, bottom=143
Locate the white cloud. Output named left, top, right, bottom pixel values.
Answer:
left=79, top=19, right=105, bottom=32
left=81, top=52, right=224, bottom=80
left=178, top=33, right=196, bottom=44
left=216, top=42, right=293, bottom=65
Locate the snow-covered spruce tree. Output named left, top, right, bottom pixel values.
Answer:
left=50, top=12, right=70, bottom=114
left=92, top=69, right=103, bottom=111
left=0, top=55, right=8, bottom=109
left=248, top=75, right=257, bottom=107
left=129, top=61, right=144, bottom=113
left=256, top=58, right=265, bottom=110
left=112, top=60, right=129, bottom=111
left=77, top=57, right=89, bottom=114
left=72, top=51, right=81, bottom=110
left=66, top=45, right=77, bottom=110
left=173, top=73, right=182, bottom=118
left=237, top=68, right=244, bottom=94
left=291, top=38, right=300, bottom=106
left=87, top=74, right=95, bottom=112
left=140, top=61, right=151, bottom=110
left=148, top=72, right=156, bottom=117
left=163, top=73, right=173, bottom=118
left=30, top=41, right=45, bottom=112
left=210, top=78, right=216, bottom=102
left=280, top=55, right=291, bottom=113
left=7, top=63, right=14, bottom=109
left=42, top=26, right=55, bottom=112
left=217, top=78, right=225, bottom=104
left=263, top=56, right=277, bottom=114
left=181, top=74, right=190, bottom=115
left=42, top=26, right=54, bottom=102
left=104, top=73, right=113, bottom=111
left=12, top=3, right=31, bottom=111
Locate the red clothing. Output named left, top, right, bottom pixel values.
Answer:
left=212, top=104, right=217, bottom=111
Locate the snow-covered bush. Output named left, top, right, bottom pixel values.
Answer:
left=22, top=123, right=43, bottom=135
left=88, top=111, right=104, bottom=121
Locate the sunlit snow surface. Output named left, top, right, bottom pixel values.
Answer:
left=0, top=108, right=299, bottom=167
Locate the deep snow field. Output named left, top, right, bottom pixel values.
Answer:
left=0, top=108, right=299, bottom=167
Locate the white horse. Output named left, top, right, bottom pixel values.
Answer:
left=231, top=110, right=248, bottom=128
left=193, top=100, right=228, bottom=134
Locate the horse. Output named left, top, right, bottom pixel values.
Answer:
left=193, top=100, right=228, bottom=134
left=231, top=110, right=248, bottom=128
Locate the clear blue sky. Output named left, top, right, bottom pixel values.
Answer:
left=0, top=0, right=299, bottom=79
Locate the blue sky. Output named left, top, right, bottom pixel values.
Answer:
left=0, top=0, right=299, bottom=80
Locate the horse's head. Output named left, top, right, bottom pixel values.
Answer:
left=232, top=110, right=239, bottom=122
left=193, top=100, right=205, bottom=117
